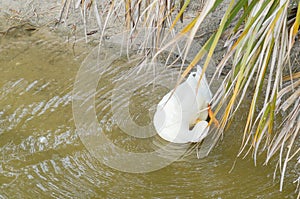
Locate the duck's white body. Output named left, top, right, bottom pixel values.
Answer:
left=154, top=65, right=212, bottom=143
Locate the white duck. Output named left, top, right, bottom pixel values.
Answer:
left=154, top=65, right=215, bottom=143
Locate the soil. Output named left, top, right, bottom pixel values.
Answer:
left=1, top=0, right=298, bottom=57
left=0, top=0, right=231, bottom=62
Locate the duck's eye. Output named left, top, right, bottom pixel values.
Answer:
left=192, top=73, right=196, bottom=77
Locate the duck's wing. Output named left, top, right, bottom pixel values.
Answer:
left=154, top=91, right=184, bottom=142
left=153, top=81, right=198, bottom=143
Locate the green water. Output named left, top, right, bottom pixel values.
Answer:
left=0, top=26, right=297, bottom=198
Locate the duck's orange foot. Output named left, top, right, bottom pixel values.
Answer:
left=208, top=104, right=219, bottom=127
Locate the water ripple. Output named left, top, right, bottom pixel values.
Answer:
left=0, top=32, right=296, bottom=199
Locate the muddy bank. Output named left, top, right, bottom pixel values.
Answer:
left=0, top=0, right=230, bottom=59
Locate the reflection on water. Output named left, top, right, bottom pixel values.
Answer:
left=0, top=27, right=297, bottom=198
